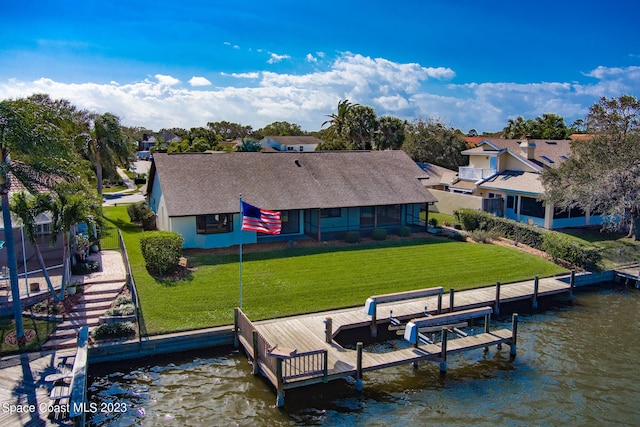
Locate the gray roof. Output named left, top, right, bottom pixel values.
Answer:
left=149, top=151, right=437, bottom=216
left=478, top=171, right=544, bottom=195
left=462, top=138, right=573, bottom=171
left=417, top=162, right=458, bottom=186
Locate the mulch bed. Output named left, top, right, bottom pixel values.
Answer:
left=4, top=329, right=37, bottom=345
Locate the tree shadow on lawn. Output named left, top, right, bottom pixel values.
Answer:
left=184, top=236, right=450, bottom=267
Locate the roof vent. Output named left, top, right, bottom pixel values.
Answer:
left=294, top=159, right=302, bottom=167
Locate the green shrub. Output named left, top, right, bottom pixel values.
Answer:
left=399, top=226, right=412, bottom=237
left=541, top=233, right=602, bottom=271
left=127, top=202, right=146, bottom=222
left=140, top=210, right=157, bottom=231
left=114, top=295, right=132, bottom=307
left=428, top=217, right=438, bottom=228
left=469, top=229, right=492, bottom=243
left=91, top=322, right=136, bottom=340
left=344, top=231, right=360, bottom=243
left=71, top=260, right=100, bottom=275
left=453, top=209, right=545, bottom=250
left=127, top=202, right=155, bottom=230
left=105, top=304, right=136, bottom=317
left=140, top=231, right=184, bottom=275
left=371, top=228, right=387, bottom=241
left=448, top=231, right=468, bottom=242
left=455, top=209, right=481, bottom=231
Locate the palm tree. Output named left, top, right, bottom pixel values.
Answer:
left=49, top=183, right=100, bottom=297
left=0, top=96, right=86, bottom=340
left=82, top=112, right=131, bottom=195
left=10, top=192, right=59, bottom=299
left=322, top=99, right=359, bottom=143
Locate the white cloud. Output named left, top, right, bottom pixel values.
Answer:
left=155, top=74, right=180, bottom=86
left=189, top=76, right=212, bottom=86
left=267, top=53, right=291, bottom=64
left=221, top=72, right=260, bottom=79
left=306, top=53, right=317, bottom=63
left=0, top=57, right=638, bottom=134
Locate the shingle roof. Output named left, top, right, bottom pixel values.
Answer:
left=478, top=171, right=544, bottom=195
left=466, top=139, right=572, bottom=170
left=149, top=151, right=437, bottom=217
left=416, top=162, right=458, bottom=186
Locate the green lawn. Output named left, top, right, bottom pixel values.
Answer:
left=103, top=206, right=567, bottom=335
left=0, top=316, right=58, bottom=354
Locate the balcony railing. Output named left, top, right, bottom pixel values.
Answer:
left=458, top=167, right=497, bottom=181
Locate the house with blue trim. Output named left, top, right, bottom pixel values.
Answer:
left=451, top=138, right=603, bottom=229
left=146, top=151, right=437, bottom=249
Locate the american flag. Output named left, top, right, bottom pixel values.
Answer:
left=241, top=201, right=282, bottom=234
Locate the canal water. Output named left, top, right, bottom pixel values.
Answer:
left=87, top=284, right=640, bottom=426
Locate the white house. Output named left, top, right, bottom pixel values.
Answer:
left=259, top=136, right=322, bottom=152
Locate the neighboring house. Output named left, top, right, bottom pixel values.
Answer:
left=260, top=136, right=322, bottom=152
left=416, top=163, right=458, bottom=191
left=451, top=138, right=602, bottom=229
left=147, top=151, right=437, bottom=249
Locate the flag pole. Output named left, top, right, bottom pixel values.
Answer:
left=239, top=194, right=243, bottom=309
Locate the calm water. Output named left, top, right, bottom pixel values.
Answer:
left=87, top=284, right=640, bottom=426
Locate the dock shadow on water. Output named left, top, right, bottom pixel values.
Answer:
left=87, top=283, right=640, bottom=426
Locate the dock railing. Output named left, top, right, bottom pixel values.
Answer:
left=235, top=308, right=328, bottom=395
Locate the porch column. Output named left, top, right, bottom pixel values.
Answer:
left=544, top=203, right=553, bottom=229
left=317, top=208, right=322, bottom=241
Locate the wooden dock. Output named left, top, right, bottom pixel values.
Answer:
left=235, top=274, right=573, bottom=406
left=614, top=265, right=640, bottom=287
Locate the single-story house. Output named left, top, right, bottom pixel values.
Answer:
left=453, top=138, right=603, bottom=229
left=146, top=151, right=437, bottom=249
left=259, top=136, right=323, bottom=152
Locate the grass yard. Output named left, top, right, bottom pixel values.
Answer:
left=104, top=206, right=567, bottom=335
left=0, top=316, right=58, bottom=354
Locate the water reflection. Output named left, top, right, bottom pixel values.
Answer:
left=88, top=285, right=640, bottom=426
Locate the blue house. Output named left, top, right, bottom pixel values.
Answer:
left=146, top=151, right=437, bottom=249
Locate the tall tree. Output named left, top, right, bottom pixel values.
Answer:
left=258, top=121, right=305, bottom=137
left=343, top=105, right=378, bottom=150
left=402, top=118, right=469, bottom=170
left=502, top=116, right=534, bottom=139
left=0, top=95, right=86, bottom=340
left=534, top=113, right=570, bottom=139
left=10, top=192, right=58, bottom=299
left=376, top=116, right=406, bottom=150
left=207, top=121, right=252, bottom=140
left=542, top=95, right=640, bottom=240
left=321, top=99, right=359, bottom=145
left=81, top=112, right=131, bottom=195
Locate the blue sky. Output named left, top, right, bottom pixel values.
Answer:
left=1, top=0, right=639, bottom=133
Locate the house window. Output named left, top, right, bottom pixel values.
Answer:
left=321, top=208, right=341, bottom=218
left=280, top=210, right=300, bottom=234
left=36, top=223, right=51, bottom=235
left=507, top=195, right=515, bottom=210
left=520, top=197, right=545, bottom=218
left=553, top=206, right=586, bottom=219
left=377, top=204, right=402, bottom=226
left=299, top=146, right=304, bottom=151
left=196, top=214, right=233, bottom=234
left=360, top=206, right=375, bottom=227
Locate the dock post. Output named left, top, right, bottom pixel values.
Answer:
left=276, top=358, right=285, bottom=408
left=510, top=313, right=518, bottom=357
left=449, top=288, right=455, bottom=313
left=233, top=308, right=239, bottom=348
left=569, top=270, right=575, bottom=302
left=494, top=282, right=501, bottom=316
left=355, top=342, right=364, bottom=391
left=324, top=317, right=333, bottom=344
left=323, top=351, right=329, bottom=383
left=532, top=276, right=539, bottom=310
left=437, top=291, right=442, bottom=314
left=483, top=312, right=490, bottom=351
left=440, top=328, right=448, bottom=373
left=252, top=330, right=260, bottom=375
left=370, top=301, right=378, bottom=338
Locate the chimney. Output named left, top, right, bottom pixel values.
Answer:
left=519, top=135, right=536, bottom=160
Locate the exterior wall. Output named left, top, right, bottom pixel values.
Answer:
left=428, top=189, right=483, bottom=215
left=468, top=155, right=491, bottom=169
left=170, top=215, right=258, bottom=249
left=148, top=176, right=169, bottom=231
left=282, top=144, right=318, bottom=152
left=501, top=154, right=537, bottom=172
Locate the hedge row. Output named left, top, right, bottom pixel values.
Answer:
left=454, top=209, right=602, bottom=271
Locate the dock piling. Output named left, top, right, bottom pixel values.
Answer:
left=510, top=313, right=519, bottom=357
left=437, top=292, right=443, bottom=314
left=569, top=270, right=575, bottom=302
left=276, top=358, right=285, bottom=408
left=494, top=282, right=501, bottom=315
left=440, top=328, right=448, bottom=373
left=233, top=308, right=239, bottom=348
left=324, top=317, right=333, bottom=343
left=252, top=330, right=260, bottom=375
left=355, top=342, right=363, bottom=391
left=449, top=288, right=455, bottom=313
left=532, top=276, right=539, bottom=309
